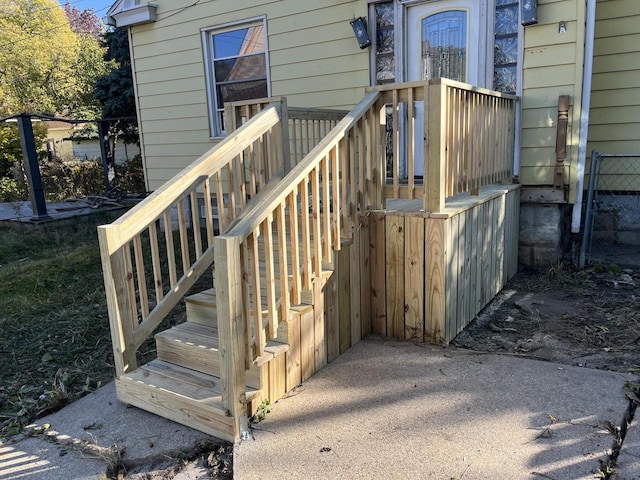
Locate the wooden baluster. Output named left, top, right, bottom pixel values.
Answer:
left=408, top=87, right=415, bottom=200
left=349, top=127, right=357, bottom=229
left=226, top=161, right=236, bottom=222
left=237, top=150, right=247, bottom=210
left=300, top=178, right=312, bottom=290
left=275, top=202, right=290, bottom=324
left=321, top=155, right=332, bottom=262
left=133, top=235, right=149, bottom=319
left=248, top=141, right=257, bottom=198
left=340, top=135, right=349, bottom=238
left=163, top=210, right=177, bottom=286
left=177, top=198, right=190, bottom=274
left=239, top=241, right=252, bottom=369
left=310, top=167, right=322, bottom=277
left=215, top=171, right=227, bottom=231
left=190, top=190, right=203, bottom=258
left=358, top=117, right=366, bottom=210
left=262, top=215, right=278, bottom=337
left=148, top=221, right=164, bottom=303
left=247, top=231, right=264, bottom=358
left=392, top=89, right=399, bottom=198
left=287, top=191, right=302, bottom=304
left=331, top=145, right=341, bottom=248
left=203, top=179, right=215, bottom=246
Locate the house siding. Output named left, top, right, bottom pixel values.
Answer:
left=129, top=0, right=369, bottom=190
left=519, top=0, right=586, bottom=203
left=587, top=0, right=640, bottom=154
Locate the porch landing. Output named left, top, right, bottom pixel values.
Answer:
left=236, top=337, right=634, bottom=480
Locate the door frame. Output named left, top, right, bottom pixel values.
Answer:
left=401, top=0, right=493, bottom=88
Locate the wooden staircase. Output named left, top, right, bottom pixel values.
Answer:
left=115, top=288, right=291, bottom=442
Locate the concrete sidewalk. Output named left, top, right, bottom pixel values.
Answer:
left=236, top=339, right=638, bottom=480
left=1, top=339, right=637, bottom=479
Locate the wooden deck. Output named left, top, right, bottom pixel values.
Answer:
left=98, top=80, right=519, bottom=443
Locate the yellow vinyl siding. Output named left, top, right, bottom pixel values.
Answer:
left=588, top=0, right=640, bottom=156
left=520, top=0, right=585, bottom=202
left=129, top=0, right=368, bottom=190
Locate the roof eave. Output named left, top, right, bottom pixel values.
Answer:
left=104, top=3, right=157, bottom=28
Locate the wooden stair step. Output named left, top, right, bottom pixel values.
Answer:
left=116, top=359, right=257, bottom=442
left=155, top=322, right=288, bottom=389
left=184, top=289, right=217, bottom=326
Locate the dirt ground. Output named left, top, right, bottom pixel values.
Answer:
left=452, top=264, right=640, bottom=374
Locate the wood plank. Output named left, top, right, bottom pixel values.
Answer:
left=485, top=198, right=496, bottom=306
left=268, top=353, right=286, bottom=401
left=337, top=243, right=351, bottom=354
left=299, top=306, right=315, bottom=381
left=456, top=210, right=468, bottom=337
left=495, top=194, right=506, bottom=293
left=385, top=215, right=405, bottom=339
left=470, top=205, right=481, bottom=316
left=325, top=268, right=339, bottom=363
left=404, top=216, right=424, bottom=341
left=359, top=214, right=372, bottom=337
left=445, top=215, right=458, bottom=344
left=313, top=276, right=327, bottom=371
left=369, top=213, right=386, bottom=336
left=350, top=229, right=362, bottom=346
left=425, top=218, right=446, bottom=344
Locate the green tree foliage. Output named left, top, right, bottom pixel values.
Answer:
left=0, top=0, right=79, bottom=116
left=94, top=27, right=139, bottom=145
left=0, top=0, right=113, bottom=200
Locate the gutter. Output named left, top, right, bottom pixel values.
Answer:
left=571, top=0, right=596, bottom=233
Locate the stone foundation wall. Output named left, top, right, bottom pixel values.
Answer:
left=519, top=203, right=573, bottom=267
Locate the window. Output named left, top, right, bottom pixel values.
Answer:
left=202, top=18, right=270, bottom=137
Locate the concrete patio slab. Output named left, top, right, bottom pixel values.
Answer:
left=0, top=382, right=215, bottom=480
left=236, top=338, right=633, bottom=480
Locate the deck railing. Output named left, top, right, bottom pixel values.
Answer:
left=98, top=103, right=289, bottom=376
left=367, top=78, right=517, bottom=211
left=99, top=79, right=517, bottom=440
left=226, top=97, right=347, bottom=172
left=215, top=91, right=384, bottom=434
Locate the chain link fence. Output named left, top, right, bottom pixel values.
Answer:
left=580, top=151, right=640, bottom=267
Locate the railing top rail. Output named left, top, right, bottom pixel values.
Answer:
left=366, top=78, right=518, bottom=100
left=221, top=91, right=381, bottom=243
left=98, top=102, right=283, bottom=252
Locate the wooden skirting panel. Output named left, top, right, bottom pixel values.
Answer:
left=275, top=226, right=370, bottom=394
left=368, top=186, right=520, bottom=345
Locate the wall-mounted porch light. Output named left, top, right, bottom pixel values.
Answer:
left=521, top=0, right=538, bottom=26
left=350, top=17, right=371, bottom=49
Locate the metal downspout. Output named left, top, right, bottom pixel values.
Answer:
left=571, top=0, right=597, bottom=233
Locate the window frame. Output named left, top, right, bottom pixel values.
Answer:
left=201, top=16, right=271, bottom=138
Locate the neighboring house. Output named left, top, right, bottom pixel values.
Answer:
left=43, top=121, right=75, bottom=160
left=44, top=120, right=140, bottom=164
left=105, top=0, right=640, bottom=267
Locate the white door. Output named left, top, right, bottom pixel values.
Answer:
left=406, top=0, right=486, bottom=176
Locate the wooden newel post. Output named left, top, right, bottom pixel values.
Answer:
left=214, top=235, right=248, bottom=442
left=425, top=81, right=446, bottom=213
left=554, top=95, right=569, bottom=188
left=278, top=97, right=292, bottom=174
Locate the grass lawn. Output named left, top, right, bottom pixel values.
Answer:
left=0, top=213, right=123, bottom=438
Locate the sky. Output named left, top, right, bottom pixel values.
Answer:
left=57, top=0, right=115, bottom=18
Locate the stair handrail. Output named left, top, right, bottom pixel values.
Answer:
left=98, top=102, right=287, bottom=377
left=213, top=91, right=383, bottom=438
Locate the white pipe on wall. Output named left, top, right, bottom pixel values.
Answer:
left=571, top=0, right=596, bottom=233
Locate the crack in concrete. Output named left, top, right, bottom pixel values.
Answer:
left=600, top=378, right=639, bottom=479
